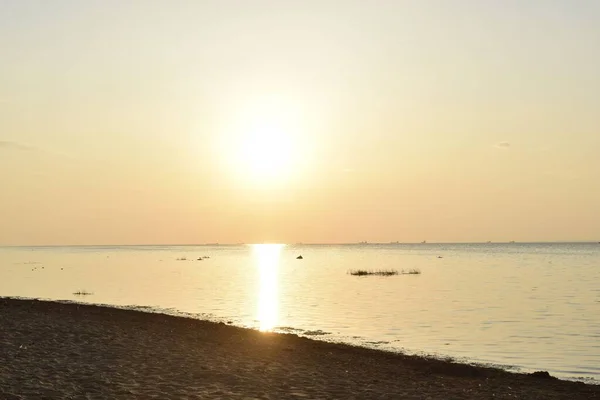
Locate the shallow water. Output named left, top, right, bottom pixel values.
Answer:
left=1, top=243, right=599, bottom=382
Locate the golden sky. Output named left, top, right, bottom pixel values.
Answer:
left=1, top=1, right=599, bottom=245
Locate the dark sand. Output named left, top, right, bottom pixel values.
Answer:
left=1, top=298, right=598, bottom=399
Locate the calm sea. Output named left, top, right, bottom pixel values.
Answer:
left=1, top=243, right=599, bottom=382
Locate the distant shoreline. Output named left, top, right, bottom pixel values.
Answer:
left=1, top=241, right=599, bottom=248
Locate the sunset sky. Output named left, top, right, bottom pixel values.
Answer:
left=1, top=1, right=599, bottom=245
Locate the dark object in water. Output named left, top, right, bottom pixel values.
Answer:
left=197, top=257, right=203, bottom=261
left=296, top=255, right=303, bottom=260
left=437, top=256, right=443, bottom=259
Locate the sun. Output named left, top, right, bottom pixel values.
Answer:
left=238, top=119, right=294, bottom=182
left=219, top=96, right=312, bottom=187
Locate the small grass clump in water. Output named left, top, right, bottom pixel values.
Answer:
left=73, top=290, right=93, bottom=296
left=348, top=269, right=398, bottom=276
left=402, top=268, right=421, bottom=275
left=348, top=268, right=421, bottom=276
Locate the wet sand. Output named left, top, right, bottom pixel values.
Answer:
left=1, top=298, right=598, bottom=399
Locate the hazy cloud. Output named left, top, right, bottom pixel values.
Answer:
left=495, top=142, right=510, bottom=149
left=0, top=140, right=34, bottom=151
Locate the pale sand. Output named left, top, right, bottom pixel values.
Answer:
left=0, top=299, right=598, bottom=399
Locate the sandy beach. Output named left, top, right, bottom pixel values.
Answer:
left=0, top=298, right=597, bottom=399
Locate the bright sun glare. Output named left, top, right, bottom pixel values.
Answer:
left=239, top=120, right=293, bottom=182
left=218, top=95, right=313, bottom=187
left=254, top=243, right=283, bottom=331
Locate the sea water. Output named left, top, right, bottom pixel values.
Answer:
left=1, top=243, right=599, bottom=382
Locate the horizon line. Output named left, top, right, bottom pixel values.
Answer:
left=1, top=240, right=599, bottom=247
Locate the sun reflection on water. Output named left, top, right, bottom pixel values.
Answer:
left=253, top=244, right=283, bottom=331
